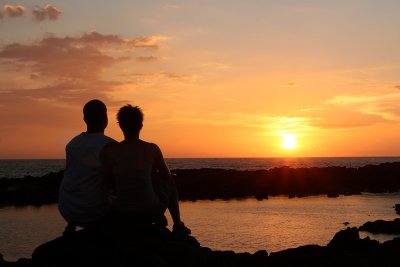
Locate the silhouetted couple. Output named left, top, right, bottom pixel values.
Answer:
left=58, top=99, right=190, bottom=236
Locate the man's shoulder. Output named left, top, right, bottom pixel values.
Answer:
left=66, top=133, right=85, bottom=146
left=102, top=134, right=117, bottom=143
left=66, top=133, right=115, bottom=148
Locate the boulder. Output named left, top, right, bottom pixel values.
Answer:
left=327, top=227, right=360, bottom=249
left=359, top=218, right=400, bottom=235
left=31, top=223, right=218, bottom=267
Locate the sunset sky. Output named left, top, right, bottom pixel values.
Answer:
left=1, top=1, right=400, bottom=159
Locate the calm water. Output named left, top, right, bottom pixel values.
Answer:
left=1, top=158, right=400, bottom=261
left=0, top=194, right=399, bottom=261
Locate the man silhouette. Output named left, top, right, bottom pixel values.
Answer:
left=59, top=99, right=116, bottom=235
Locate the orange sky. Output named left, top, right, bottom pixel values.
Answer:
left=1, top=1, right=400, bottom=159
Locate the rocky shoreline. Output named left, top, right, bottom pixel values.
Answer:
left=1, top=221, right=399, bottom=267
left=1, top=162, right=400, bottom=206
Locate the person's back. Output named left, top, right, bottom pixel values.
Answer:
left=104, top=104, right=190, bottom=235
left=108, top=139, right=161, bottom=213
left=60, top=132, right=115, bottom=223
left=58, top=99, right=116, bottom=233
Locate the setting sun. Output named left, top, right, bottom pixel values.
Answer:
left=281, top=134, right=297, bottom=150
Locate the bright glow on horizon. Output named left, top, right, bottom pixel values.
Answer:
left=281, top=134, right=297, bottom=150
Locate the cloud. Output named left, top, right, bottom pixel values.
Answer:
left=0, top=31, right=167, bottom=106
left=300, top=107, right=326, bottom=112
left=327, top=93, right=400, bottom=120
left=130, top=35, right=169, bottom=49
left=70, top=32, right=167, bottom=49
left=304, top=92, right=400, bottom=130
left=32, top=5, right=62, bottom=21
left=279, top=82, right=300, bottom=88
left=135, top=56, right=162, bottom=62
left=0, top=39, right=119, bottom=81
left=126, top=72, right=195, bottom=82
left=161, top=72, right=193, bottom=80
left=0, top=32, right=166, bottom=80
left=3, top=5, right=25, bottom=17
left=327, top=95, right=377, bottom=106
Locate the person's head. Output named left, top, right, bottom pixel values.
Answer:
left=117, top=104, right=144, bottom=137
left=83, top=99, right=108, bottom=132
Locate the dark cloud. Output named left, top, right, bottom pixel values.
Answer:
left=0, top=41, right=120, bottom=80
left=3, top=5, right=25, bottom=17
left=0, top=31, right=166, bottom=107
left=32, top=5, right=62, bottom=21
left=0, top=80, right=124, bottom=107
left=0, top=32, right=163, bottom=80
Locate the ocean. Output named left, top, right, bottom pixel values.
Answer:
left=1, top=158, right=400, bottom=261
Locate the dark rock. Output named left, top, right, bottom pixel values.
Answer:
left=2, top=223, right=400, bottom=267
left=327, top=193, right=339, bottom=198
left=248, top=250, right=269, bottom=267
left=359, top=218, right=400, bottom=234
left=0, top=171, right=63, bottom=207
left=212, top=250, right=237, bottom=266
left=395, top=204, right=400, bottom=214
left=381, top=237, right=400, bottom=252
left=254, top=193, right=268, bottom=201
left=2, top=162, right=400, bottom=205
left=269, top=245, right=328, bottom=267
left=379, top=237, right=400, bottom=266
left=327, top=227, right=360, bottom=249
left=31, top=223, right=217, bottom=267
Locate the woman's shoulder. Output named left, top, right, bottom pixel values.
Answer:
left=138, top=139, right=159, bottom=149
left=146, top=142, right=162, bottom=155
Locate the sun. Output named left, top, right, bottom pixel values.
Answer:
left=281, top=134, right=297, bottom=149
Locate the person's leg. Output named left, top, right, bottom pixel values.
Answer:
left=153, top=178, right=190, bottom=235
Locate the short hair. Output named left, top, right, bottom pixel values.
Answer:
left=83, top=99, right=107, bottom=126
left=117, top=104, right=144, bottom=135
